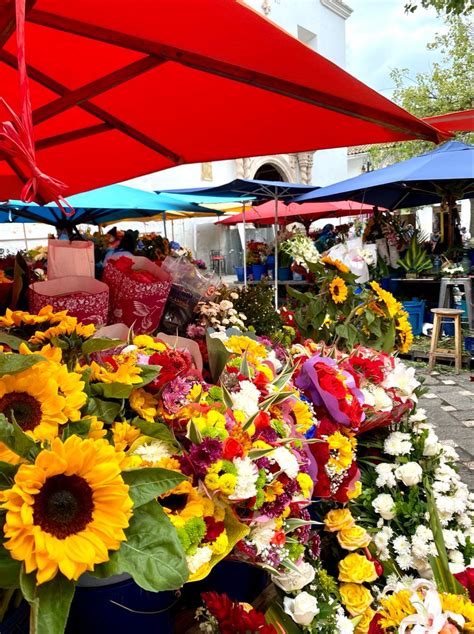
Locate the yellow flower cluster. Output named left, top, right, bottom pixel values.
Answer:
left=224, top=335, right=267, bottom=365
left=327, top=431, right=355, bottom=473
left=324, top=509, right=375, bottom=631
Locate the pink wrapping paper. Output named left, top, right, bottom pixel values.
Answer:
left=29, top=276, right=108, bottom=325
left=103, top=256, right=171, bottom=334
left=47, top=239, right=95, bottom=279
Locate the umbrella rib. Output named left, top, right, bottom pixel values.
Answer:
left=26, top=9, right=442, bottom=143
left=32, top=56, right=164, bottom=125
left=0, top=49, right=181, bottom=164
left=36, top=123, right=112, bottom=150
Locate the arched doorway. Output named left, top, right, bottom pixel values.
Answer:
left=253, top=163, right=286, bottom=182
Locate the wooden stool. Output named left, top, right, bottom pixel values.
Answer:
left=428, top=308, right=464, bottom=374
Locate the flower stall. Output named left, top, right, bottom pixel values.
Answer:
left=0, top=244, right=472, bottom=634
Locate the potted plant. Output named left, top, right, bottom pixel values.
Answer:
left=246, top=241, right=268, bottom=281
left=397, top=232, right=432, bottom=279
left=277, top=249, right=292, bottom=281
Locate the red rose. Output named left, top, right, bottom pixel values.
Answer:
left=253, top=411, right=271, bottom=430
left=203, top=517, right=225, bottom=543
left=223, top=437, right=244, bottom=460
left=368, top=613, right=385, bottom=633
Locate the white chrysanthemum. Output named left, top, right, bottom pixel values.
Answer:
left=393, top=536, right=411, bottom=555
left=441, top=444, right=459, bottom=461
left=271, top=446, right=299, bottom=479
left=396, top=552, right=414, bottom=571
left=423, top=430, right=441, bottom=457
left=249, top=519, right=277, bottom=554
left=133, top=439, right=172, bottom=464
left=448, top=550, right=464, bottom=565
left=375, top=463, right=397, bottom=488
left=384, top=431, right=412, bottom=456
left=373, top=526, right=393, bottom=560
left=231, top=380, right=261, bottom=418
left=187, top=546, right=213, bottom=574
left=229, top=456, right=259, bottom=500
left=409, top=408, right=427, bottom=423
left=442, top=529, right=459, bottom=551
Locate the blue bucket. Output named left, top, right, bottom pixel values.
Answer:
left=278, top=267, right=292, bottom=281
left=182, top=561, right=268, bottom=605
left=235, top=266, right=244, bottom=282
left=66, top=577, right=177, bottom=634
left=251, top=264, right=266, bottom=281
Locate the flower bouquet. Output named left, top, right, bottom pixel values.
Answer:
left=103, top=255, right=171, bottom=333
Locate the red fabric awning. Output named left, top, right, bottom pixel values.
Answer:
left=217, top=200, right=377, bottom=225
left=0, top=0, right=448, bottom=202
left=423, top=110, right=474, bottom=133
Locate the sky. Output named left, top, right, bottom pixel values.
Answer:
left=346, top=0, right=447, bottom=98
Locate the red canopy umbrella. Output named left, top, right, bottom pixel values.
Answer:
left=217, top=200, right=377, bottom=226
left=423, top=110, right=474, bottom=133
left=0, top=0, right=447, bottom=205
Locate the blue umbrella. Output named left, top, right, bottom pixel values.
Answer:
left=293, top=141, right=474, bottom=210
left=159, top=179, right=315, bottom=300
left=0, top=184, right=221, bottom=228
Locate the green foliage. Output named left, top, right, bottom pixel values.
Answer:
left=20, top=570, right=75, bottom=634
left=0, top=353, right=44, bottom=376
left=405, top=0, right=472, bottom=16
left=397, top=233, right=433, bottom=273
left=122, top=467, right=187, bottom=508
left=0, top=415, right=40, bottom=462
left=369, top=17, right=473, bottom=167
left=92, top=501, right=188, bottom=591
left=233, top=283, right=284, bottom=337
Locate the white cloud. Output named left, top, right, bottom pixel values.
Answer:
left=346, top=1, right=447, bottom=97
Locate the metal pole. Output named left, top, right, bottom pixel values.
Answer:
left=274, top=197, right=278, bottom=307
left=22, top=224, right=29, bottom=250
left=243, top=201, right=247, bottom=287
left=163, top=211, right=168, bottom=239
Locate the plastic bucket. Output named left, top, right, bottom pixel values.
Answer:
left=251, top=264, right=266, bottom=281
left=66, top=577, right=177, bottom=634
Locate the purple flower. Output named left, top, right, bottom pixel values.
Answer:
left=258, top=427, right=278, bottom=444
left=295, top=355, right=365, bottom=427
left=308, top=533, right=321, bottom=559
left=189, top=438, right=223, bottom=477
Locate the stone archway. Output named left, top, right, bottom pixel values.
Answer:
left=235, top=154, right=298, bottom=182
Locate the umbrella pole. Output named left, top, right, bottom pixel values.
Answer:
left=163, top=211, right=168, bottom=239
left=22, top=224, right=29, bottom=250
left=274, top=197, right=278, bottom=308
left=243, top=202, right=247, bottom=287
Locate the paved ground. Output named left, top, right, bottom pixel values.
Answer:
left=413, top=363, right=474, bottom=490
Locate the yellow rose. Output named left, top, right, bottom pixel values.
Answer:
left=339, top=553, right=378, bottom=584
left=340, top=583, right=374, bottom=616
left=355, top=607, right=376, bottom=634
left=324, top=508, right=355, bottom=533
left=337, top=526, right=371, bottom=551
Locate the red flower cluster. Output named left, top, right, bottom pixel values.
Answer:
left=315, top=363, right=364, bottom=428
left=204, top=517, right=225, bottom=543
left=147, top=346, right=193, bottom=391
left=201, top=592, right=277, bottom=634
left=112, top=256, right=158, bottom=283
left=344, top=354, right=386, bottom=386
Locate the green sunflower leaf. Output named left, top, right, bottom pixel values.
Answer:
left=81, top=337, right=124, bottom=355
left=20, top=569, right=75, bottom=634
left=131, top=418, right=178, bottom=448
left=0, top=333, right=24, bottom=351
left=61, top=419, right=92, bottom=441
left=0, top=460, right=19, bottom=490
left=85, top=397, right=122, bottom=423
left=0, top=353, right=45, bottom=376
left=0, top=529, right=21, bottom=588
left=122, top=468, right=187, bottom=508
left=92, top=501, right=188, bottom=591
left=91, top=382, right=134, bottom=399
left=135, top=365, right=161, bottom=387
left=0, top=415, right=40, bottom=462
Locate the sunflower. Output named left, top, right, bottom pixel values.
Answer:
left=0, top=364, right=72, bottom=442
left=321, top=255, right=350, bottom=274
left=161, top=480, right=209, bottom=526
left=0, top=305, right=60, bottom=328
left=111, top=421, right=141, bottom=452
left=30, top=316, right=95, bottom=345
left=19, top=341, right=63, bottom=363
left=396, top=311, right=414, bottom=353
left=329, top=277, right=348, bottom=304
left=129, top=388, right=158, bottom=422
left=378, top=590, right=416, bottom=628
left=88, top=357, right=142, bottom=386
left=1, top=436, right=133, bottom=584
left=369, top=281, right=403, bottom=318
left=440, top=593, right=474, bottom=629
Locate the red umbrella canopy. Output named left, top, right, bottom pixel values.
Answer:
left=217, top=200, right=377, bottom=225
left=423, top=110, right=474, bottom=133
left=0, top=0, right=447, bottom=202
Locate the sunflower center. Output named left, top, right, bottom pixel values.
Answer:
left=0, top=391, right=42, bottom=431
left=33, top=474, right=94, bottom=539
left=162, top=493, right=188, bottom=512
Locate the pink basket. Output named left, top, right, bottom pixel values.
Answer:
left=29, top=277, right=109, bottom=326
left=103, top=256, right=171, bottom=334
